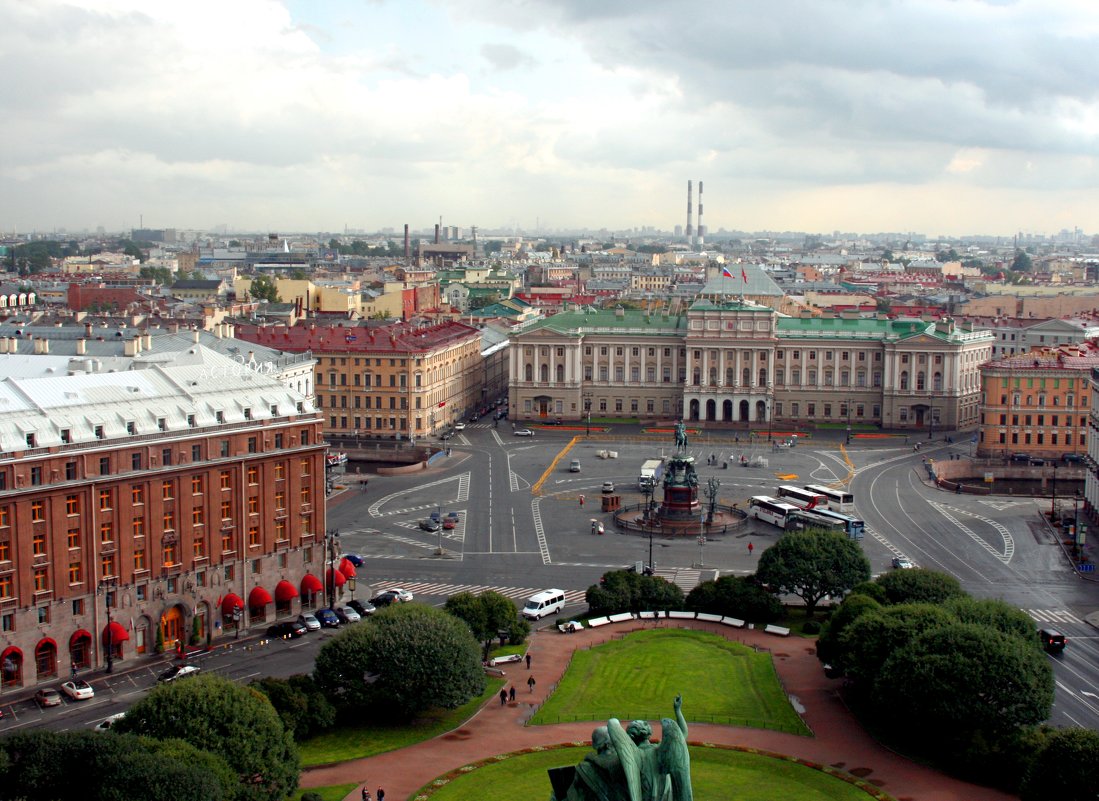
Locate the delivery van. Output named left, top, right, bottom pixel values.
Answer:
left=522, top=589, right=567, bottom=620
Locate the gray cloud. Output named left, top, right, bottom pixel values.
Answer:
left=480, top=42, right=536, bottom=71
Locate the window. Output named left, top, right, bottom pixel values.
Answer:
left=30, top=466, right=41, bottom=486
left=32, top=532, right=46, bottom=556
left=220, top=500, right=232, bottom=520
left=131, top=453, right=142, bottom=470
left=0, top=540, right=8, bottom=562
left=0, top=575, right=10, bottom=600
left=65, top=495, right=79, bottom=515
left=68, top=562, right=81, bottom=584
left=249, top=526, right=260, bottom=547
left=274, top=463, right=285, bottom=481
left=194, top=537, right=206, bottom=559
left=132, top=517, right=144, bottom=537
left=247, top=466, right=258, bottom=485
left=65, top=462, right=77, bottom=480
left=275, top=491, right=285, bottom=510
left=221, top=530, right=233, bottom=553
left=98, top=490, right=111, bottom=511
left=101, top=554, right=115, bottom=578
left=34, top=567, right=48, bottom=592
left=163, top=543, right=176, bottom=566
left=192, top=507, right=205, bottom=526
left=67, top=529, right=79, bottom=549
left=220, top=441, right=230, bottom=458
left=100, top=521, right=113, bottom=543
left=220, top=471, right=231, bottom=490
left=31, top=501, right=44, bottom=522
left=99, top=456, right=110, bottom=475
left=162, top=481, right=173, bottom=500
left=300, top=459, right=311, bottom=477
left=134, top=548, right=145, bottom=571
left=248, top=497, right=259, bottom=515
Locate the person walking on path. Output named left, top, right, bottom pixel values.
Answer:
left=525, top=653, right=532, bottom=670
left=748, top=541, right=754, bottom=555
left=377, top=789, right=384, bottom=801
left=527, top=675, right=536, bottom=693
left=361, top=787, right=371, bottom=801
left=509, top=686, right=516, bottom=703
left=499, top=688, right=507, bottom=706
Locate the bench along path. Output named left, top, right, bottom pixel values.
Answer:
left=301, top=618, right=1016, bottom=801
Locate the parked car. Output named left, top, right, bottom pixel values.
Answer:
left=266, top=621, right=308, bottom=639
left=390, top=587, right=414, bottom=602
left=60, top=679, right=95, bottom=701
left=35, top=688, right=63, bottom=707
left=453, top=422, right=466, bottom=431
left=1063, top=454, right=1085, bottom=464
left=315, top=608, right=341, bottom=628
left=347, top=599, right=376, bottom=617
left=514, top=428, right=534, bottom=437
left=1029, top=457, right=1046, bottom=466
left=602, top=481, right=615, bottom=494
left=891, top=556, right=914, bottom=569
left=419, top=518, right=441, bottom=532
left=1039, top=628, right=1067, bottom=654
left=1010, top=452, right=1031, bottom=463
left=446, top=511, right=461, bottom=523
left=157, top=664, right=201, bottom=683
left=339, top=553, right=365, bottom=567
left=442, top=517, right=457, bottom=530
left=331, top=607, right=352, bottom=625
left=297, top=612, right=321, bottom=632
left=336, top=605, right=362, bottom=623
left=93, top=712, right=126, bottom=732
left=546, top=418, right=563, bottom=425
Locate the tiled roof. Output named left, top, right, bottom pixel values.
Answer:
left=235, top=320, right=480, bottom=354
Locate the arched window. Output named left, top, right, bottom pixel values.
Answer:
left=916, top=372, right=925, bottom=391
left=0, top=647, right=23, bottom=688
left=35, top=639, right=57, bottom=679
left=693, top=368, right=701, bottom=385
left=524, top=364, right=533, bottom=382
left=742, top=367, right=750, bottom=385
left=709, top=368, right=718, bottom=385
left=758, top=368, right=767, bottom=385
left=900, top=371, right=909, bottom=390
left=726, top=367, right=735, bottom=385
left=555, top=364, right=564, bottom=382
left=933, top=372, right=943, bottom=391
left=539, top=364, right=549, bottom=382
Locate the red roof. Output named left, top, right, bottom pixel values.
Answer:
left=235, top=320, right=480, bottom=355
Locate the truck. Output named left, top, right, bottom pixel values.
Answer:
left=638, top=459, right=664, bottom=491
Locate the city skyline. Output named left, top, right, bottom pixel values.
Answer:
left=2, top=0, right=1098, bottom=237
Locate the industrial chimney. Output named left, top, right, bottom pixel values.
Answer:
left=697, top=180, right=705, bottom=249
left=404, top=224, right=410, bottom=263
left=685, top=180, right=694, bottom=245
left=434, top=223, right=440, bottom=244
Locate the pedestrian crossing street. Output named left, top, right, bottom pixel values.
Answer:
left=1027, top=609, right=1083, bottom=625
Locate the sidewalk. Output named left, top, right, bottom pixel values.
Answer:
left=301, top=620, right=1015, bottom=801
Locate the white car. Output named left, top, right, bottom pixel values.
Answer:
left=892, top=556, right=915, bottom=569
left=336, top=605, right=361, bottom=623
left=93, top=712, right=126, bottom=732
left=157, top=664, right=201, bottom=683
left=453, top=422, right=466, bottom=431
left=513, top=428, right=534, bottom=437
left=60, top=679, right=94, bottom=701
left=389, top=588, right=414, bottom=603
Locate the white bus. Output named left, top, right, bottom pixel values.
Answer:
left=802, top=484, right=855, bottom=514
left=809, top=508, right=865, bottom=540
left=785, top=508, right=847, bottom=534
left=776, top=486, right=827, bottom=510
left=749, top=496, right=802, bottom=528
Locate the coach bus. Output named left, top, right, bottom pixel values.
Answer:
left=809, top=508, right=865, bottom=540
left=784, top=508, right=847, bottom=534
left=748, top=496, right=802, bottom=528
left=802, top=484, right=855, bottom=514
left=776, top=486, right=827, bottom=510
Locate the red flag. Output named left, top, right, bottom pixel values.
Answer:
left=721, top=266, right=734, bottom=279
left=741, top=267, right=748, bottom=283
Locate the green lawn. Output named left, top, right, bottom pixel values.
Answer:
left=297, top=678, right=504, bottom=767
left=530, top=629, right=809, bottom=735
left=417, top=745, right=892, bottom=801
left=292, top=783, right=358, bottom=801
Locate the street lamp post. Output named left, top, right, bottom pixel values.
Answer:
left=1051, top=463, right=1058, bottom=521
left=348, top=577, right=356, bottom=604
left=584, top=395, right=592, bottom=437
left=845, top=398, right=852, bottom=445
left=767, top=399, right=773, bottom=443
left=100, top=577, right=118, bottom=673
left=928, top=394, right=935, bottom=440
left=325, top=528, right=340, bottom=610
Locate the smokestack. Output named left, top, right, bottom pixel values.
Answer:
left=685, top=180, right=694, bottom=245
left=697, top=180, right=705, bottom=249
left=404, top=224, right=410, bottom=263
left=434, top=224, right=440, bottom=244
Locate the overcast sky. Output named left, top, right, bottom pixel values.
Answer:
left=2, top=0, right=1098, bottom=238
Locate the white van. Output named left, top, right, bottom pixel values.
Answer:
left=522, top=589, right=567, bottom=620
left=569, top=459, right=582, bottom=472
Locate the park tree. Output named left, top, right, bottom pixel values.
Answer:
left=686, top=575, right=783, bottom=623
left=139, top=265, right=174, bottom=284
left=755, top=529, right=870, bottom=617
left=1012, top=249, right=1033, bottom=272
left=815, top=592, right=881, bottom=668
left=115, top=673, right=299, bottom=801
left=874, top=622, right=1054, bottom=741
left=0, top=730, right=230, bottom=801
left=445, top=590, right=528, bottom=660
left=251, top=674, right=337, bottom=740
left=874, top=568, right=964, bottom=606
left=314, top=603, right=484, bottom=719
left=1020, top=727, right=1099, bottom=801
left=838, top=603, right=954, bottom=686
left=944, top=596, right=1035, bottom=643
left=249, top=273, right=280, bottom=303
left=586, top=570, right=684, bottom=615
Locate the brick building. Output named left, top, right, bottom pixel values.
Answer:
left=0, top=347, right=325, bottom=690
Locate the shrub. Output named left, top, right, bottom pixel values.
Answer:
left=801, top=620, right=821, bottom=634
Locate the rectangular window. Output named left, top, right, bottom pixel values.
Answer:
left=101, top=554, right=115, bottom=578
left=249, top=526, right=260, bottom=547
left=65, top=461, right=77, bottom=480
left=31, top=500, right=44, bottom=522
left=100, top=456, right=110, bottom=475
left=0, top=540, right=9, bottom=562
left=162, top=481, right=173, bottom=500
left=221, top=530, right=233, bottom=553
left=34, top=568, right=48, bottom=592
left=274, top=463, right=285, bottom=481
left=30, top=466, right=41, bottom=486
left=132, top=453, right=142, bottom=470
left=134, top=548, right=145, bottom=571
left=99, top=490, right=111, bottom=511
left=67, top=528, right=80, bottom=549
left=132, top=517, right=144, bottom=537
left=0, top=576, right=11, bottom=599
left=33, top=531, right=46, bottom=555
left=192, top=507, right=205, bottom=526
left=194, top=536, right=206, bottom=559
left=220, top=471, right=231, bottom=490
left=100, top=521, right=113, bottom=543
left=132, top=485, right=144, bottom=505
left=68, top=562, right=81, bottom=585
left=221, top=500, right=232, bottom=520
left=163, top=543, right=176, bottom=566
left=247, top=497, right=259, bottom=515
left=247, top=466, right=258, bottom=484
left=65, top=494, right=80, bottom=515
left=72, top=598, right=83, bottom=616
left=192, top=475, right=203, bottom=495
left=220, top=440, right=230, bottom=458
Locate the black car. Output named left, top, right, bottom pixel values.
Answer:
left=1010, top=452, right=1031, bottom=463
left=266, top=621, right=307, bottom=639
left=419, top=518, right=441, bottom=532
left=348, top=599, right=376, bottom=617
left=1039, top=628, right=1067, bottom=654
left=371, top=590, right=401, bottom=607
left=331, top=607, right=352, bottom=625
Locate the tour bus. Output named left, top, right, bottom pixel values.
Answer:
left=802, top=484, right=855, bottom=514
left=784, top=508, right=847, bottom=534
left=748, top=496, right=802, bottom=528
left=809, top=508, right=865, bottom=540
left=776, top=486, right=827, bottom=510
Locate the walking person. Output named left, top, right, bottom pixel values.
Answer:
left=361, top=786, right=370, bottom=801
left=525, top=653, right=532, bottom=670
left=499, top=688, right=508, bottom=706
left=528, top=675, right=536, bottom=693
left=748, top=541, right=754, bottom=555
left=509, top=686, right=516, bottom=703
left=377, top=790, right=384, bottom=801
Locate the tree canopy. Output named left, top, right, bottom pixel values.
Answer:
left=1021, top=727, right=1099, bottom=801
left=874, top=568, right=964, bottom=606
left=115, top=673, right=299, bottom=801
left=685, top=575, right=783, bottom=623
left=586, top=570, right=685, bottom=615
left=249, top=273, right=281, bottom=303
left=251, top=674, right=336, bottom=741
left=755, top=529, right=870, bottom=617
left=1012, top=249, right=1033, bottom=272
left=314, top=603, right=484, bottom=719
left=445, top=590, right=529, bottom=659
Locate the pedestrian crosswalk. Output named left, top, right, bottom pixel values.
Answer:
left=1027, top=609, right=1083, bottom=625
left=373, top=581, right=589, bottom=606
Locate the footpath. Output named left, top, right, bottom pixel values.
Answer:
left=301, top=619, right=1016, bottom=801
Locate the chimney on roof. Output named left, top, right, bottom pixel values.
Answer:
left=84, top=322, right=93, bottom=338
left=76, top=339, right=86, bottom=355
left=142, top=333, right=151, bottom=350
left=124, top=338, right=137, bottom=357
left=193, top=330, right=200, bottom=344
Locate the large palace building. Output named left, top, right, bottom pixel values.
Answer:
left=0, top=346, right=326, bottom=691
left=508, top=302, right=993, bottom=431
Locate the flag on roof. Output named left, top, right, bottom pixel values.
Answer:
left=741, top=267, right=749, bottom=283
left=721, top=266, right=734, bottom=279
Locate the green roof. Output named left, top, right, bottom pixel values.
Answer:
left=518, top=308, right=687, bottom=336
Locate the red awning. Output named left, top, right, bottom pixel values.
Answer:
left=325, top=567, right=346, bottom=588
left=248, top=586, right=273, bottom=608
left=69, top=629, right=91, bottom=647
left=274, top=580, right=299, bottom=603
left=102, top=621, right=129, bottom=645
left=220, top=593, right=244, bottom=617
left=1, top=646, right=21, bottom=662
left=35, top=637, right=57, bottom=653
left=300, top=574, right=323, bottom=594
left=338, top=558, right=357, bottom=579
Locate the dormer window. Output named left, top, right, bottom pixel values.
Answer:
left=215, top=411, right=225, bottom=424
left=157, top=418, right=167, bottom=431
left=270, top=405, right=278, bottom=417
left=243, top=408, right=252, bottom=420
left=126, top=422, right=136, bottom=435
left=25, top=433, right=36, bottom=448
left=60, top=429, right=72, bottom=444
left=94, top=426, right=104, bottom=440
left=187, top=414, right=196, bottom=428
